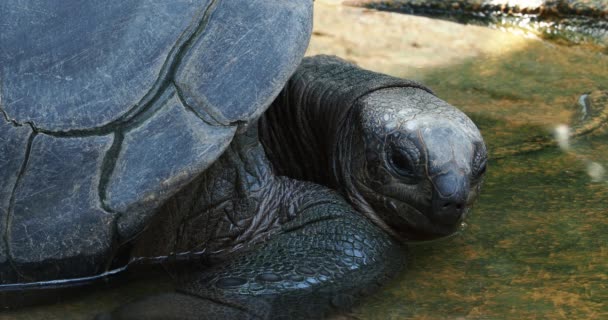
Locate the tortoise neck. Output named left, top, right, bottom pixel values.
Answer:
left=259, top=55, right=433, bottom=191
left=259, top=58, right=353, bottom=188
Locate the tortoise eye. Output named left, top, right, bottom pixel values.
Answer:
left=477, top=160, right=487, bottom=176
left=472, top=145, right=488, bottom=179
left=389, top=148, right=415, bottom=177
left=385, top=133, right=420, bottom=181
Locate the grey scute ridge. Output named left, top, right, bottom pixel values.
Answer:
left=0, top=119, right=32, bottom=283
left=8, top=133, right=115, bottom=282
left=105, top=85, right=236, bottom=242
left=0, top=0, right=211, bottom=132
left=174, top=0, right=313, bottom=125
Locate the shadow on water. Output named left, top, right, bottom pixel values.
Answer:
left=4, top=12, right=608, bottom=320
left=349, top=35, right=608, bottom=319
left=1, top=267, right=174, bottom=320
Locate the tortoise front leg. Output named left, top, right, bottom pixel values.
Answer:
left=100, top=185, right=406, bottom=319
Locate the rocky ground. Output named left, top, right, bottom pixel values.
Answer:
left=345, top=0, right=608, bottom=45
left=347, top=0, right=608, bottom=19
left=309, top=0, right=607, bottom=149
left=307, top=0, right=532, bottom=76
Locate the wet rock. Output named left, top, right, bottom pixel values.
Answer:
left=347, top=0, right=608, bottom=46
left=347, top=0, right=608, bottom=19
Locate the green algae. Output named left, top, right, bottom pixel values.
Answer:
left=397, top=39, right=608, bottom=159
left=350, top=29, right=608, bottom=320
left=353, top=137, right=608, bottom=319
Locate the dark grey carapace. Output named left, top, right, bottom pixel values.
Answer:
left=0, top=0, right=485, bottom=318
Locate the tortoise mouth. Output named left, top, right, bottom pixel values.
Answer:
left=379, top=195, right=466, bottom=242
left=351, top=179, right=466, bottom=242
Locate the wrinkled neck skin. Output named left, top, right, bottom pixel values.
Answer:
left=332, top=108, right=395, bottom=235
left=259, top=87, right=342, bottom=189
left=260, top=55, right=487, bottom=242
left=260, top=91, right=398, bottom=239
left=259, top=56, right=432, bottom=239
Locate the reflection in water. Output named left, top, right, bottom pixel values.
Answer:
left=354, top=128, right=608, bottom=320
left=586, top=161, right=606, bottom=183
left=554, top=124, right=571, bottom=151
left=350, top=30, right=608, bottom=320
left=554, top=123, right=606, bottom=183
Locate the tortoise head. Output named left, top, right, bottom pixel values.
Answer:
left=337, top=87, right=487, bottom=242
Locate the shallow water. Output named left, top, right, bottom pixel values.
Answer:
left=4, top=8, right=608, bottom=320
left=346, top=21, right=608, bottom=319
left=349, top=24, right=608, bottom=319
left=352, top=136, right=608, bottom=319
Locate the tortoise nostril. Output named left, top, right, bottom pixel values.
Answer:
left=432, top=198, right=466, bottom=225
left=431, top=172, right=469, bottom=225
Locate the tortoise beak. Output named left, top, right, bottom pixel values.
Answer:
left=429, top=172, right=469, bottom=226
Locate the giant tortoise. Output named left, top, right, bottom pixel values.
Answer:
left=0, top=0, right=487, bottom=318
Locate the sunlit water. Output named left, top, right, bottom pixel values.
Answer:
left=4, top=8, right=608, bottom=320
left=349, top=24, right=608, bottom=319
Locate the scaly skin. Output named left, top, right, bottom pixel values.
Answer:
left=103, top=56, right=486, bottom=319
left=103, top=124, right=405, bottom=320
left=261, top=56, right=486, bottom=241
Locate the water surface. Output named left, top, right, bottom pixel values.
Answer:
left=350, top=23, right=608, bottom=319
